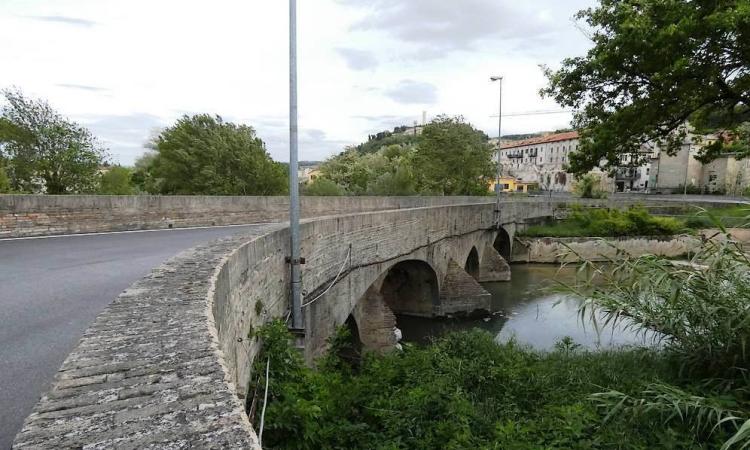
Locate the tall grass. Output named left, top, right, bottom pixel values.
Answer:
left=561, top=227, right=750, bottom=448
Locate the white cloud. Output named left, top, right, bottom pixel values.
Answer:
left=0, top=0, right=595, bottom=165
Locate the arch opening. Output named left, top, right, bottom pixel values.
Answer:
left=493, top=227, right=512, bottom=261
left=465, top=247, right=480, bottom=279
left=381, top=260, right=439, bottom=317
left=332, top=314, right=363, bottom=369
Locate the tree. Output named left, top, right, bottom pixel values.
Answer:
left=0, top=89, right=107, bottom=193
left=98, top=166, right=135, bottom=195
left=302, top=178, right=345, bottom=196
left=143, top=114, right=288, bottom=195
left=0, top=165, right=10, bottom=193
left=414, top=116, right=495, bottom=195
left=542, top=0, right=750, bottom=174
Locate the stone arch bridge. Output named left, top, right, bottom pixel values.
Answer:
left=13, top=197, right=706, bottom=449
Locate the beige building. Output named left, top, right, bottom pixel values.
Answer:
left=498, top=131, right=580, bottom=192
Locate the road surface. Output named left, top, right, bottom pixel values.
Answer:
left=0, top=225, right=267, bottom=448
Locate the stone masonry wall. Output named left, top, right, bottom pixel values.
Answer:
left=12, top=225, right=283, bottom=449
left=0, top=195, right=494, bottom=238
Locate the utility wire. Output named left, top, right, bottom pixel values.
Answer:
left=301, top=245, right=352, bottom=309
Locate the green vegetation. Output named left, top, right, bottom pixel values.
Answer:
left=566, top=235, right=750, bottom=449
left=303, top=178, right=346, bottom=196
left=252, top=232, right=750, bottom=449
left=573, top=173, right=607, bottom=199
left=316, top=115, right=494, bottom=196
left=133, top=114, right=288, bottom=195
left=0, top=164, right=10, bottom=193
left=0, top=88, right=107, bottom=194
left=543, top=0, right=750, bottom=174
left=520, top=206, right=684, bottom=237
left=251, top=322, right=727, bottom=449
left=97, top=166, right=134, bottom=195
left=680, top=205, right=750, bottom=229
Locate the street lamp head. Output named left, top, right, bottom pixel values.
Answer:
left=490, top=76, right=503, bottom=82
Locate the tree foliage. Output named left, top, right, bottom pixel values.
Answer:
left=319, top=116, right=494, bottom=196
left=0, top=164, right=10, bottom=193
left=302, top=178, right=345, bottom=196
left=0, top=88, right=107, bottom=194
left=543, top=0, right=750, bottom=174
left=138, top=114, right=288, bottom=195
left=97, top=165, right=135, bottom=195
left=415, top=115, right=495, bottom=195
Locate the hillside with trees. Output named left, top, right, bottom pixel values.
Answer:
left=306, top=115, right=494, bottom=196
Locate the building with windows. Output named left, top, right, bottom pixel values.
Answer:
left=498, top=131, right=580, bottom=192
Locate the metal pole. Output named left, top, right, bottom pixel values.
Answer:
left=491, top=76, right=503, bottom=200
left=497, top=77, right=503, bottom=198
left=683, top=143, right=689, bottom=196
left=289, top=0, right=302, bottom=330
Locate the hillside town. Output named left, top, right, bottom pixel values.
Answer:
left=496, top=128, right=750, bottom=196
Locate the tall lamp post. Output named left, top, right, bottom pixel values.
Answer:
left=491, top=76, right=503, bottom=202
left=289, top=0, right=302, bottom=330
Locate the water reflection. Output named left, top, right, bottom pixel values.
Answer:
left=397, top=264, right=659, bottom=350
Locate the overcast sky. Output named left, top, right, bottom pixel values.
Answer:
left=0, top=0, right=595, bottom=165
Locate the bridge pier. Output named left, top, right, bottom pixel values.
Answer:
left=352, top=286, right=399, bottom=354
left=437, top=260, right=492, bottom=316
left=478, top=247, right=511, bottom=282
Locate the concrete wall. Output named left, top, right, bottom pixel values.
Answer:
left=512, top=235, right=702, bottom=263
left=0, top=195, right=494, bottom=238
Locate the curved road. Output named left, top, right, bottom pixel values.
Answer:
left=0, top=224, right=267, bottom=448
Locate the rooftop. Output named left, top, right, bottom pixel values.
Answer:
left=500, top=131, right=579, bottom=150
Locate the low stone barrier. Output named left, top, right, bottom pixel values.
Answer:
left=0, top=195, right=493, bottom=238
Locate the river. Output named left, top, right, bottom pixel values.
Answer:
left=397, top=264, right=658, bottom=350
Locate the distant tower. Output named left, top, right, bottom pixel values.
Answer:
left=422, top=111, right=427, bottom=126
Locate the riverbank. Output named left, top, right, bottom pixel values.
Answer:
left=511, top=229, right=750, bottom=263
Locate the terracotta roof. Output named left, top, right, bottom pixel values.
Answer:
left=500, top=131, right=579, bottom=149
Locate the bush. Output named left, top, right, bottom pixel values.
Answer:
left=251, top=321, right=725, bottom=449
left=302, top=178, right=345, bottom=196
left=0, top=165, right=10, bottom=193
left=573, top=173, right=607, bottom=199
left=521, top=206, right=684, bottom=237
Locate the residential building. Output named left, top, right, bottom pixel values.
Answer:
left=498, top=131, right=580, bottom=192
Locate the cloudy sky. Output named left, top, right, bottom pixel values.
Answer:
left=0, top=0, right=595, bottom=165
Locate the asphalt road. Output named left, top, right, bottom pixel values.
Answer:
left=0, top=225, right=266, bottom=448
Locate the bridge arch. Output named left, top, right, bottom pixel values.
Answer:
left=464, top=246, right=480, bottom=279
left=493, top=227, right=512, bottom=261
left=380, top=259, right=440, bottom=317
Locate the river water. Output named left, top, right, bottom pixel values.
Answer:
left=398, top=264, right=658, bottom=350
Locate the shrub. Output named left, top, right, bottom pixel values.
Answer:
left=521, top=205, right=684, bottom=237
left=302, top=178, right=345, bottom=196
left=250, top=321, right=724, bottom=449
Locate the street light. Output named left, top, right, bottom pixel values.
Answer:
left=289, top=0, right=302, bottom=330
left=490, top=76, right=503, bottom=202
